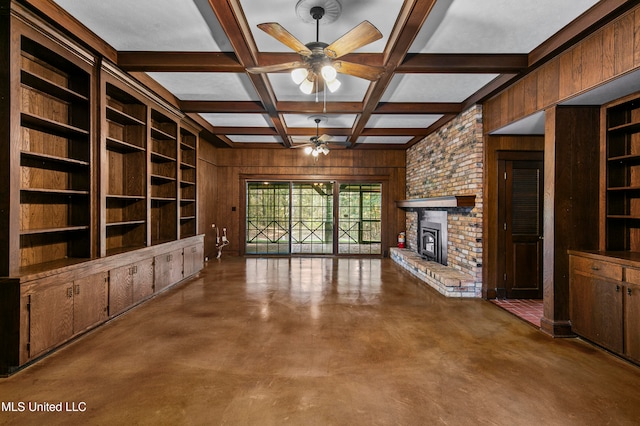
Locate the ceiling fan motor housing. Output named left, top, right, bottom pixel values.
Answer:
left=311, top=6, right=325, bottom=20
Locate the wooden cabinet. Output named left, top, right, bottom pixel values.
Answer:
left=569, top=252, right=640, bottom=364
left=27, top=272, right=108, bottom=359
left=623, top=268, right=640, bottom=362
left=570, top=264, right=623, bottom=353
left=154, top=249, right=183, bottom=292
left=184, top=244, right=204, bottom=278
left=109, top=258, right=154, bottom=315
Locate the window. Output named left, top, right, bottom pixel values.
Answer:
left=245, top=181, right=382, bottom=255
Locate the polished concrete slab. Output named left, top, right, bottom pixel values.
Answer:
left=1, top=257, right=639, bottom=425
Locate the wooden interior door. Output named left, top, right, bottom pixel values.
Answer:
left=498, top=152, right=544, bottom=299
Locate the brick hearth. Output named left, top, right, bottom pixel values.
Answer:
left=390, top=248, right=480, bottom=298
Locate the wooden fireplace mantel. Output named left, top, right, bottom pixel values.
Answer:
left=395, top=196, right=476, bottom=210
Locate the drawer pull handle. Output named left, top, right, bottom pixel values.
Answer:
left=591, top=265, right=600, bottom=271
left=616, top=285, right=621, bottom=292
left=628, top=288, right=633, bottom=296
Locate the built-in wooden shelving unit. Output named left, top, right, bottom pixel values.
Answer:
left=1, top=3, right=203, bottom=376
left=179, top=127, right=197, bottom=238
left=603, top=93, right=640, bottom=251
left=18, top=36, right=92, bottom=271
left=103, top=81, right=148, bottom=256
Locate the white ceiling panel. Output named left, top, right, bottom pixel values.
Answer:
left=284, top=114, right=357, bottom=128
left=366, top=114, right=442, bottom=129
left=228, top=135, right=283, bottom=143
left=54, top=0, right=231, bottom=51
left=381, top=74, right=498, bottom=103
left=357, top=136, right=414, bottom=145
left=146, top=72, right=260, bottom=101
left=411, top=0, right=600, bottom=53
left=200, top=113, right=273, bottom=128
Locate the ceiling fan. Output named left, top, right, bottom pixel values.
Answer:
left=292, top=117, right=349, bottom=156
left=246, top=1, right=385, bottom=94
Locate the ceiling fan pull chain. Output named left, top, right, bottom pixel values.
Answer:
left=323, top=81, right=327, bottom=113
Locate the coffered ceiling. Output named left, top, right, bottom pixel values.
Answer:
left=49, top=0, right=621, bottom=149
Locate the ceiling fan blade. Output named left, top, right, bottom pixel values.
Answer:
left=247, top=61, right=304, bottom=74
left=333, top=61, right=385, bottom=81
left=324, top=21, right=383, bottom=59
left=257, top=23, right=312, bottom=56
left=291, top=143, right=313, bottom=148
left=317, top=134, right=332, bottom=142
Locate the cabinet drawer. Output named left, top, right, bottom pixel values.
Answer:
left=571, top=256, right=622, bottom=281
left=625, top=267, right=640, bottom=285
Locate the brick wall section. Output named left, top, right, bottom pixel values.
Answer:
left=405, top=105, right=483, bottom=294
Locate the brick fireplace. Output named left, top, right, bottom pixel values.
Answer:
left=392, top=105, right=483, bottom=298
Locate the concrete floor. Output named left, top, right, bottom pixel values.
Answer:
left=1, top=257, right=640, bottom=425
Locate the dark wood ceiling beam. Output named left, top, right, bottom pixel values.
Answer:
left=374, top=102, right=463, bottom=114
left=462, top=74, right=519, bottom=107
left=256, top=52, right=384, bottom=68
left=350, top=0, right=439, bottom=146
left=207, top=0, right=291, bottom=146
left=276, top=101, right=363, bottom=114
left=180, top=101, right=265, bottom=113
left=399, top=53, right=528, bottom=73
left=117, top=52, right=244, bottom=72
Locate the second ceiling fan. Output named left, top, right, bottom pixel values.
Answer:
left=247, top=0, right=385, bottom=94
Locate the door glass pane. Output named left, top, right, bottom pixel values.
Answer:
left=245, top=182, right=290, bottom=254
left=291, top=182, right=333, bottom=254
left=338, top=183, right=382, bottom=254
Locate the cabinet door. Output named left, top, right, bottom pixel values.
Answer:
left=109, top=265, right=134, bottom=316
left=132, top=258, right=154, bottom=303
left=570, top=271, right=623, bottom=353
left=154, top=249, right=183, bottom=292
left=183, top=244, right=203, bottom=277
left=28, top=281, right=74, bottom=359
left=624, top=282, right=640, bottom=363
left=73, top=272, right=109, bottom=332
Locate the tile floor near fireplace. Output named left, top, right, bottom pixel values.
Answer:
left=491, top=299, right=543, bottom=328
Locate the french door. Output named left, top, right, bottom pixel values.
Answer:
left=245, top=181, right=381, bottom=255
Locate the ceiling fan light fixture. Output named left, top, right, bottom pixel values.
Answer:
left=299, top=78, right=315, bottom=94
left=312, top=148, right=320, bottom=157
left=326, top=77, right=341, bottom=93
left=322, top=146, right=330, bottom=155
left=321, top=64, right=337, bottom=81
left=304, top=146, right=314, bottom=155
left=291, top=68, right=309, bottom=84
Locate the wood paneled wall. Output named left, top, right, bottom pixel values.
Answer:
left=202, top=147, right=406, bottom=256
left=541, top=106, right=600, bottom=336
left=484, top=5, right=640, bottom=133
left=198, top=140, right=218, bottom=260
